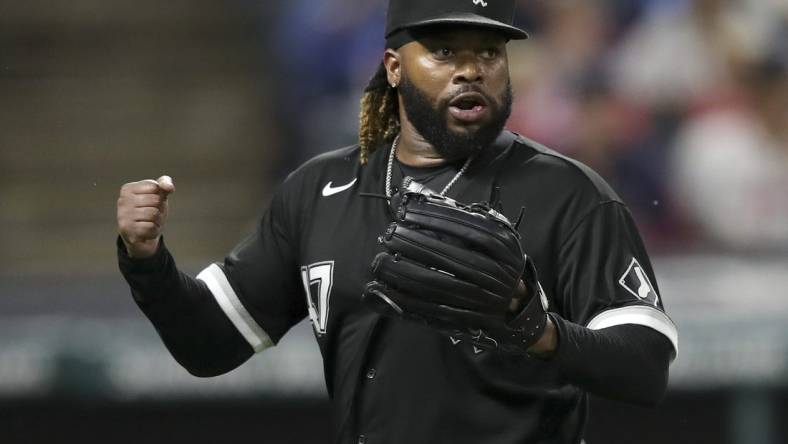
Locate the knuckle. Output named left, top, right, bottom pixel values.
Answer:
left=125, top=180, right=157, bottom=194
left=124, top=182, right=144, bottom=193
left=117, top=211, right=130, bottom=224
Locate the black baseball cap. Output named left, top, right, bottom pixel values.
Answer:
left=385, top=0, right=528, bottom=48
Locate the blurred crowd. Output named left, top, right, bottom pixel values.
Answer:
left=262, top=0, right=787, bottom=252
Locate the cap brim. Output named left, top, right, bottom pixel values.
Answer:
left=391, top=12, right=528, bottom=40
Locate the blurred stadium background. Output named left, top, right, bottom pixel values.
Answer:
left=1, top=0, right=786, bottom=443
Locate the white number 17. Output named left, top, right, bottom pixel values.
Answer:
left=300, top=261, right=334, bottom=336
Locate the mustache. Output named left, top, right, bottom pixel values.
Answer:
left=440, top=85, right=499, bottom=109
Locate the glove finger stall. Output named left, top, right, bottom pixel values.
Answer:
left=364, top=282, right=475, bottom=338
left=369, top=282, right=499, bottom=333
left=398, top=200, right=524, bottom=270
left=371, top=252, right=509, bottom=314
left=383, top=223, right=519, bottom=296
left=362, top=281, right=403, bottom=316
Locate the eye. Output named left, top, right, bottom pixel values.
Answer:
left=433, top=47, right=454, bottom=59
left=480, top=48, right=500, bottom=59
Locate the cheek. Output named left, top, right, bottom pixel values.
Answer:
left=488, top=63, right=510, bottom=93
left=408, top=57, right=452, bottom=92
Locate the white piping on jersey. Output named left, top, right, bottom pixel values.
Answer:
left=586, top=305, right=679, bottom=359
left=197, top=263, right=274, bottom=353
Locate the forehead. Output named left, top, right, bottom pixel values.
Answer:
left=411, top=26, right=508, bottom=47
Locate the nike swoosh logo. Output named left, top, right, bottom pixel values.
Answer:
left=321, top=178, right=357, bottom=197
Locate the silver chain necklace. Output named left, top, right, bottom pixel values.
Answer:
left=385, top=133, right=475, bottom=198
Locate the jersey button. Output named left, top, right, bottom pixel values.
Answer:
left=365, top=368, right=376, bottom=380
left=357, top=434, right=367, bottom=444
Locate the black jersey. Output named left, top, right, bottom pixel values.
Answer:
left=186, top=130, right=677, bottom=443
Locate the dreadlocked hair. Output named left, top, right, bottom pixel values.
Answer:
left=358, top=62, right=400, bottom=165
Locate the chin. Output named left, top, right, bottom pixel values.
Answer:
left=447, top=120, right=486, bottom=135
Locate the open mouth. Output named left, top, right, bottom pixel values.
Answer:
left=450, top=92, right=487, bottom=110
left=448, top=92, right=489, bottom=123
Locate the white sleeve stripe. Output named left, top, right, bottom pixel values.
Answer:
left=586, top=305, right=679, bottom=358
left=196, top=264, right=273, bottom=353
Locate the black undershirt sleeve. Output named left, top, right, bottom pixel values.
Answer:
left=117, top=236, right=254, bottom=377
left=549, top=313, right=673, bottom=406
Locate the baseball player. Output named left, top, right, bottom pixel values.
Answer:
left=116, top=0, right=678, bottom=442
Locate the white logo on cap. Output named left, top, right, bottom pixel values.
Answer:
left=472, top=0, right=488, bottom=7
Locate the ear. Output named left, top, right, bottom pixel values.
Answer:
left=383, top=49, right=401, bottom=88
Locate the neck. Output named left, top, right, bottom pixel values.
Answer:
left=395, top=109, right=448, bottom=168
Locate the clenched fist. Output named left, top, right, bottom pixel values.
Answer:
left=117, top=175, right=175, bottom=258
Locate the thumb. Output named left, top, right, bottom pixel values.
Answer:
left=156, top=175, right=175, bottom=196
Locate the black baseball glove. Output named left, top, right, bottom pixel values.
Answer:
left=363, top=178, right=549, bottom=355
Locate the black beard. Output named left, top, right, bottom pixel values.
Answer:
left=399, top=75, right=512, bottom=162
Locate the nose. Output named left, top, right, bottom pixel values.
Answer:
left=452, top=57, right=483, bottom=84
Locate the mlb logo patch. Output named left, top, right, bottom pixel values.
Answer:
left=618, top=258, right=659, bottom=306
